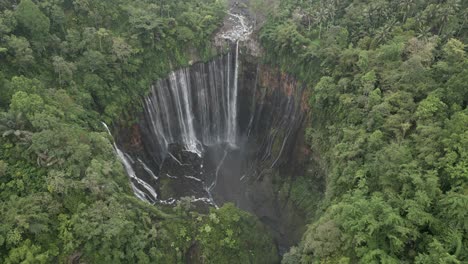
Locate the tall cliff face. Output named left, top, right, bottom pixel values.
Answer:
left=113, top=45, right=313, bottom=249
left=141, top=49, right=238, bottom=163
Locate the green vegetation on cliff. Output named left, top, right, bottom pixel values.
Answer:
left=0, top=0, right=278, bottom=263
left=1, top=0, right=226, bottom=121
left=260, top=0, right=467, bottom=263
left=2, top=0, right=467, bottom=263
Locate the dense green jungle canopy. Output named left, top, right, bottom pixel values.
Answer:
left=260, top=0, right=467, bottom=263
left=0, top=0, right=277, bottom=263
left=0, top=0, right=467, bottom=263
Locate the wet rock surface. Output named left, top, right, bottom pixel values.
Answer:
left=214, top=0, right=262, bottom=56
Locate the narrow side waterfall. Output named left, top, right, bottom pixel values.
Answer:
left=102, top=122, right=162, bottom=204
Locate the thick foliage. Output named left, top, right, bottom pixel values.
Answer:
left=0, top=0, right=278, bottom=263
left=0, top=0, right=226, bottom=120
left=260, top=0, right=467, bottom=263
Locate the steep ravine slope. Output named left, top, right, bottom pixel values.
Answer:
left=107, top=1, right=326, bottom=256
left=261, top=1, right=468, bottom=263
left=113, top=46, right=322, bottom=252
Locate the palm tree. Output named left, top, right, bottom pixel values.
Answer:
left=399, top=0, right=415, bottom=23
left=435, top=0, right=459, bottom=35
left=374, top=20, right=397, bottom=45
left=315, top=3, right=330, bottom=39
left=0, top=112, right=32, bottom=143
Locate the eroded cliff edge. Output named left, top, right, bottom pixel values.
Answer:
left=111, top=1, right=325, bottom=253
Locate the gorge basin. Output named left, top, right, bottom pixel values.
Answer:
left=113, top=44, right=309, bottom=251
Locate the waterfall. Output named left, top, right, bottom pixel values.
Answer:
left=227, top=41, right=239, bottom=147
left=143, top=47, right=239, bottom=159
left=139, top=158, right=158, bottom=180
left=111, top=41, right=307, bottom=213
left=143, top=70, right=201, bottom=157
left=102, top=122, right=160, bottom=203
